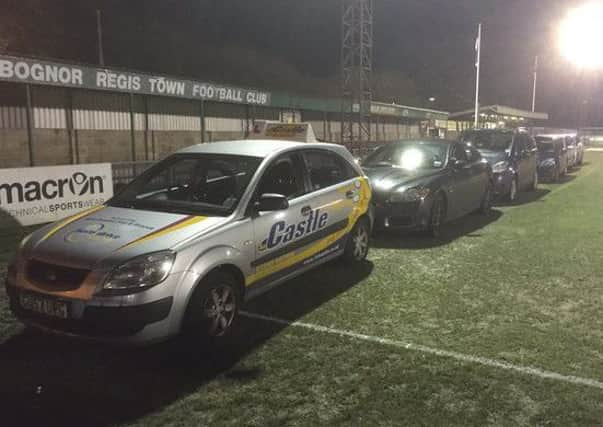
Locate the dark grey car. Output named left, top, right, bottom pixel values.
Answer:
left=536, top=136, right=569, bottom=182
left=362, top=140, right=492, bottom=236
left=461, top=129, right=539, bottom=202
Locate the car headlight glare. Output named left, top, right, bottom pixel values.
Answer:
left=389, top=187, right=431, bottom=203
left=492, top=161, right=509, bottom=174
left=103, top=251, right=176, bottom=291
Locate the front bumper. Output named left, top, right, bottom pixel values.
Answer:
left=5, top=268, right=194, bottom=345
left=492, top=172, right=513, bottom=197
left=6, top=283, right=172, bottom=338
left=372, top=197, right=433, bottom=231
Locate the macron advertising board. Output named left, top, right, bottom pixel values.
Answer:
left=0, top=163, right=113, bottom=226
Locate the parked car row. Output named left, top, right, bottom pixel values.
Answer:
left=461, top=129, right=538, bottom=202
left=534, top=133, right=584, bottom=182
left=5, top=132, right=584, bottom=345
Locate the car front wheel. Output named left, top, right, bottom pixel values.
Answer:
left=428, top=193, right=446, bottom=237
left=182, top=270, right=242, bottom=342
left=479, top=181, right=493, bottom=214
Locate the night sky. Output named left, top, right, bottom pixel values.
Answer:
left=2, top=0, right=601, bottom=125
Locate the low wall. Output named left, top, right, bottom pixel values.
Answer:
left=0, top=129, right=30, bottom=168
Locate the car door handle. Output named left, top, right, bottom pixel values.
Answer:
left=301, top=206, right=312, bottom=216
left=345, top=190, right=356, bottom=199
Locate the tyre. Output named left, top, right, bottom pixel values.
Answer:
left=479, top=181, right=493, bottom=214
left=507, top=177, right=518, bottom=202
left=529, top=171, right=538, bottom=191
left=343, top=218, right=370, bottom=262
left=181, top=270, right=242, bottom=343
left=427, top=193, right=446, bottom=237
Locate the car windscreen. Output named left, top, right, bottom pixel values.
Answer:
left=463, top=132, right=512, bottom=152
left=109, top=153, right=262, bottom=216
left=362, top=142, right=448, bottom=170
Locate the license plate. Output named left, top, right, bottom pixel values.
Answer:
left=19, top=292, right=70, bottom=319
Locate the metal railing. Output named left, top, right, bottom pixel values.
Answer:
left=111, top=161, right=156, bottom=187
left=109, top=142, right=386, bottom=189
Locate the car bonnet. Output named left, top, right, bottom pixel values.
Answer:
left=27, top=205, right=226, bottom=270
left=363, top=166, right=441, bottom=192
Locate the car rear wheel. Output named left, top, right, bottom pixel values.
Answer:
left=343, top=218, right=370, bottom=262
left=529, top=171, right=538, bottom=190
left=507, top=177, right=518, bottom=202
left=182, top=270, right=242, bottom=343
left=428, top=193, right=446, bottom=237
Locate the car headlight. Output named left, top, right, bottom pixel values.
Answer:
left=492, top=161, right=509, bottom=174
left=389, top=187, right=431, bottom=203
left=103, top=251, right=176, bottom=291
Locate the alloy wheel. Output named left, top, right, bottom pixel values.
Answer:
left=352, top=224, right=369, bottom=260
left=481, top=184, right=492, bottom=212
left=509, top=179, right=517, bottom=202
left=431, top=197, right=444, bottom=234
left=202, top=284, right=237, bottom=337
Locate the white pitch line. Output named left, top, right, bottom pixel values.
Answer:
left=241, top=311, right=603, bottom=391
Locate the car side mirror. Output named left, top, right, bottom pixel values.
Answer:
left=255, top=193, right=289, bottom=212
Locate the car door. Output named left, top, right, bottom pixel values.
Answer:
left=447, top=143, right=473, bottom=219
left=248, top=149, right=357, bottom=288
left=300, top=149, right=359, bottom=246
left=567, top=136, right=577, bottom=166
left=248, top=152, right=310, bottom=288
left=523, top=135, right=538, bottom=183
left=557, top=138, right=568, bottom=172
left=511, top=135, right=529, bottom=188
left=466, top=147, right=490, bottom=209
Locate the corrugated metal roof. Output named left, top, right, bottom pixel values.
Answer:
left=450, top=105, right=549, bottom=121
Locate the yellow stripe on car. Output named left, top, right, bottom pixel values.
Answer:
left=119, top=215, right=208, bottom=250
left=40, top=205, right=105, bottom=242
left=246, top=177, right=371, bottom=286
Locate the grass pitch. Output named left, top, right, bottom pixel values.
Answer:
left=0, top=154, right=602, bottom=426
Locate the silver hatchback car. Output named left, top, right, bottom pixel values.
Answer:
left=6, top=140, right=373, bottom=344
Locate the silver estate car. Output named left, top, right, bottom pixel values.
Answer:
left=6, top=140, right=373, bottom=344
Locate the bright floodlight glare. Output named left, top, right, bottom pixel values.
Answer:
left=559, top=3, right=603, bottom=69
left=400, top=149, right=424, bottom=170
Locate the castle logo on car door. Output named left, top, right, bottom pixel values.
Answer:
left=258, top=208, right=329, bottom=252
